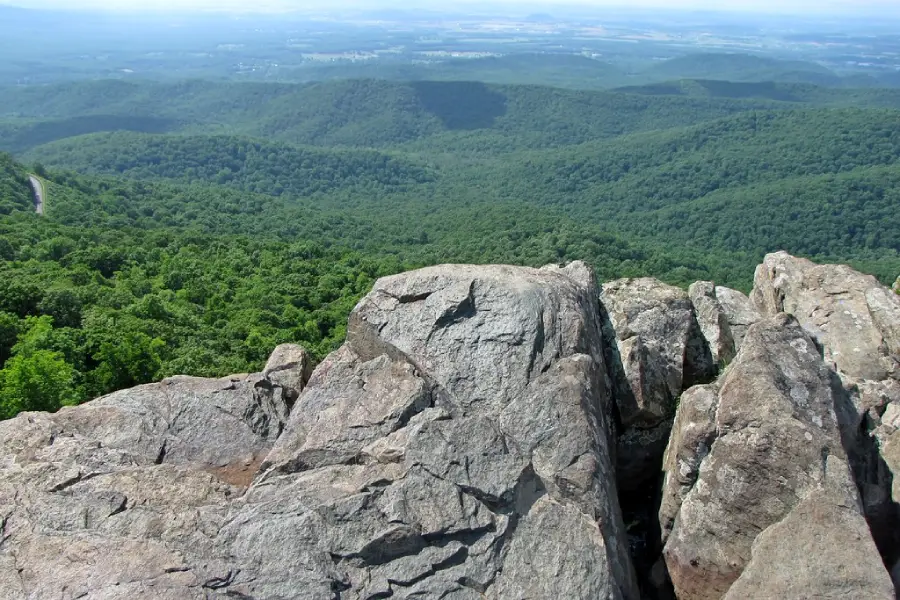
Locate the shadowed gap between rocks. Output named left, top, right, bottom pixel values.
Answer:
left=598, top=300, right=676, bottom=600
left=831, top=370, right=900, bottom=577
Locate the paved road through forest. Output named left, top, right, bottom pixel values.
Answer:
left=29, top=175, right=44, bottom=215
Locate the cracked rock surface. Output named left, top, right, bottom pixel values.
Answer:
left=0, top=263, right=640, bottom=599
left=661, top=255, right=900, bottom=599
left=0, top=358, right=306, bottom=599
left=224, top=262, right=639, bottom=598
left=662, top=310, right=895, bottom=599
left=751, top=251, right=900, bottom=586
left=2, top=255, right=896, bottom=600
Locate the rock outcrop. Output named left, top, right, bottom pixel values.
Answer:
left=600, top=277, right=716, bottom=492
left=709, top=285, right=761, bottom=354
left=0, top=362, right=307, bottom=599
left=0, top=263, right=642, bottom=599
left=661, top=314, right=893, bottom=600
left=750, top=251, right=899, bottom=383
left=224, top=262, right=639, bottom=598
left=262, top=343, right=314, bottom=404
left=751, top=251, right=900, bottom=582
left=2, top=254, right=898, bottom=599
left=687, top=282, right=735, bottom=367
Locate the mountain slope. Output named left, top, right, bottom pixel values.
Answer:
left=24, top=132, right=435, bottom=196
left=640, top=53, right=844, bottom=86
left=0, top=152, right=33, bottom=215
left=0, top=79, right=792, bottom=152
left=613, top=79, right=900, bottom=107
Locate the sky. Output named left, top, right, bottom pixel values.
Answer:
left=3, top=0, right=900, bottom=16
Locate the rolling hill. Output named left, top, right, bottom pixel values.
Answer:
left=0, top=152, right=32, bottom=215
left=23, top=132, right=435, bottom=196
left=613, top=79, right=900, bottom=106
left=639, top=53, right=848, bottom=86
left=0, top=79, right=792, bottom=153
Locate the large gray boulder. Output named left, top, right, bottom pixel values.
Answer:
left=750, top=251, right=899, bottom=383
left=710, top=286, right=761, bottom=354
left=751, top=251, right=900, bottom=572
left=262, top=343, right=314, bottom=404
left=600, top=277, right=715, bottom=491
left=661, top=314, right=892, bottom=600
left=0, top=353, right=309, bottom=599
left=221, top=262, right=639, bottom=599
left=688, top=282, right=736, bottom=367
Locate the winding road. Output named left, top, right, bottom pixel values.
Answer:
left=29, top=175, right=44, bottom=215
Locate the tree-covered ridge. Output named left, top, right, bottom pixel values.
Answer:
left=0, top=152, right=32, bottom=215
left=640, top=53, right=848, bottom=86
left=620, top=165, right=900, bottom=263
left=498, top=108, right=900, bottom=209
left=0, top=78, right=796, bottom=152
left=613, top=79, right=900, bottom=107
left=0, top=156, right=768, bottom=419
left=0, top=209, right=409, bottom=418
left=0, top=115, right=177, bottom=154
left=22, top=105, right=900, bottom=284
left=25, top=132, right=435, bottom=196
left=28, top=162, right=753, bottom=288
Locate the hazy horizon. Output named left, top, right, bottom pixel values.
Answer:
left=3, top=0, right=900, bottom=17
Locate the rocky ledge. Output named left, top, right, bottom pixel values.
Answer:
left=0, top=253, right=898, bottom=599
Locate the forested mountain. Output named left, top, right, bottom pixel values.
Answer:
left=24, top=132, right=434, bottom=196
left=0, top=79, right=809, bottom=152
left=5, top=78, right=900, bottom=158
left=2, top=73, right=900, bottom=419
left=22, top=105, right=900, bottom=284
left=0, top=153, right=32, bottom=214
left=640, top=53, right=853, bottom=86
left=613, top=79, right=900, bottom=106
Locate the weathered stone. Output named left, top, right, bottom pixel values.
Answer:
left=262, top=342, right=314, bottom=403
left=723, top=480, right=894, bottom=600
left=750, top=251, right=900, bottom=382
left=712, top=286, right=761, bottom=353
left=658, top=384, right=719, bottom=543
left=600, top=277, right=715, bottom=491
left=688, top=282, right=736, bottom=367
left=222, top=262, right=639, bottom=599
left=750, top=251, right=900, bottom=574
left=662, top=314, right=891, bottom=600
left=0, top=347, right=301, bottom=600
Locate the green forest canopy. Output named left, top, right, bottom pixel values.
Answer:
left=1, top=77, right=899, bottom=419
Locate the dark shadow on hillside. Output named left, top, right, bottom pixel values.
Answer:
left=7, top=115, right=177, bottom=153
left=696, top=80, right=801, bottom=102
left=411, top=81, right=507, bottom=130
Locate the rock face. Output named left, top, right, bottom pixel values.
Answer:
left=688, top=282, right=735, bottom=367
left=0, top=365, right=306, bottom=599
left=751, top=251, right=900, bottom=581
left=709, top=286, right=761, bottom=355
left=661, top=314, right=893, bottom=600
left=2, top=254, right=898, bottom=600
left=228, top=262, right=639, bottom=598
left=750, top=251, right=899, bottom=382
left=0, top=262, right=640, bottom=599
left=601, top=277, right=715, bottom=491
left=262, top=343, right=314, bottom=404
